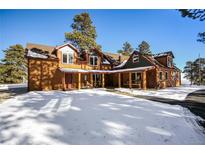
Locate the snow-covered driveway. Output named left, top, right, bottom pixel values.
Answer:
left=0, top=89, right=204, bottom=144
left=116, top=85, right=205, bottom=100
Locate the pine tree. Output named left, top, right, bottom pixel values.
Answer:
left=138, top=41, right=152, bottom=55
left=183, top=58, right=205, bottom=85
left=117, top=42, right=133, bottom=56
left=194, top=58, right=205, bottom=85
left=183, top=61, right=194, bottom=85
left=0, top=63, right=5, bottom=83
left=65, top=12, right=101, bottom=52
left=178, top=9, right=205, bottom=43
left=1, top=44, right=27, bottom=83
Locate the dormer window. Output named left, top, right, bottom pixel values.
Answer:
left=62, top=51, right=74, bottom=64
left=63, top=53, right=68, bottom=63
left=167, top=57, right=173, bottom=67
left=89, top=55, right=98, bottom=66
left=68, top=53, right=74, bottom=63
left=133, top=54, right=139, bottom=63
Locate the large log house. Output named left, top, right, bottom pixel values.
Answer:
left=26, top=43, right=181, bottom=91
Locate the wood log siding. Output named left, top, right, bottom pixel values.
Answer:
left=28, top=58, right=63, bottom=91
left=27, top=44, right=181, bottom=91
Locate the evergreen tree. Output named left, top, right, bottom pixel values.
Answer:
left=193, top=58, right=205, bottom=85
left=65, top=12, right=101, bottom=52
left=1, top=44, right=27, bottom=83
left=117, top=42, right=133, bottom=56
left=183, top=61, right=194, bottom=85
left=0, top=63, right=5, bottom=83
left=183, top=58, right=205, bottom=85
left=138, top=41, right=152, bottom=55
left=178, top=9, right=205, bottom=43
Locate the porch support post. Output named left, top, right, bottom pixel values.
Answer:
left=156, top=68, right=159, bottom=89
left=62, top=72, right=66, bottom=91
left=142, top=70, right=147, bottom=90
left=118, top=73, right=121, bottom=88
left=129, top=72, right=132, bottom=89
left=102, top=73, right=105, bottom=88
left=90, top=73, right=93, bottom=88
left=78, top=72, right=81, bottom=90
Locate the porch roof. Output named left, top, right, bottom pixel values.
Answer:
left=59, top=66, right=155, bottom=74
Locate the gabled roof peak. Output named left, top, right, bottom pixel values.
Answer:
left=55, top=42, right=78, bottom=51
left=26, top=42, right=55, bottom=54
left=153, top=51, right=174, bottom=58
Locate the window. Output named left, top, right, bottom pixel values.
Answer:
left=84, top=74, right=87, bottom=81
left=133, top=54, right=139, bottom=63
left=68, top=53, right=74, bottom=64
left=132, top=73, right=141, bottom=83
left=159, top=72, right=163, bottom=80
left=63, top=53, right=68, bottom=64
left=167, top=58, right=173, bottom=67
left=62, top=52, right=74, bottom=64
left=173, top=71, right=177, bottom=80
left=89, top=56, right=98, bottom=66
left=165, top=72, right=168, bottom=80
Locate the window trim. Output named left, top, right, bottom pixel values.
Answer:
left=68, top=53, right=74, bottom=64
left=62, top=53, right=68, bottom=64
left=62, top=52, right=74, bottom=64
left=173, top=71, right=177, bottom=80
left=165, top=71, right=168, bottom=80
left=167, top=56, right=172, bottom=67
left=132, top=54, right=139, bottom=63
left=89, top=55, right=98, bottom=66
left=159, top=71, right=163, bottom=81
left=131, top=72, right=141, bottom=83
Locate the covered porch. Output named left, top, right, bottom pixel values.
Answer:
left=59, top=66, right=155, bottom=90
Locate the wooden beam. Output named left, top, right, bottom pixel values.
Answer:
left=156, top=68, right=159, bottom=89
left=102, top=73, right=105, bottom=88
left=118, top=73, right=121, bottom=88
left=78, top=72, right=81, bottom=90
left=90, top=73, right=93, bottom=88
left=142, top=71, right=147, bottom=90
left=62, top=72, right=66, bottom=91
left=129, top=72, right=132, bottom=89
left=27, top=59, right=30, bottom=91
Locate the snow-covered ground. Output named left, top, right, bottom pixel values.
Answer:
left=181, top=73, right=190, bottom=85
left=116, top=85, right=205, bottom=101
left=0, top=83, right=27, bottom=90
left=0, top=89, right=204, bottom=144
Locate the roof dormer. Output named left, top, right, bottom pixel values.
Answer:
left=153, top=51, right=174, bottom=68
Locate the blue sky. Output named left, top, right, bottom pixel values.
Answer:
left=0, top=9, right=205, bottom=69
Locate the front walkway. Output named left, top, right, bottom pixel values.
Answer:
left=0, top=89, right=204, bottom=144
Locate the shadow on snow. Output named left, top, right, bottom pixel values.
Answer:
left=0, top=89, right=204, bottom=144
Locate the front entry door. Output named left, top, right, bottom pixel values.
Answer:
left=65, top=73, right=73, bottom=90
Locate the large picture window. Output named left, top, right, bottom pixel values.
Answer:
left=89, top=56, right=98, bottom=66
